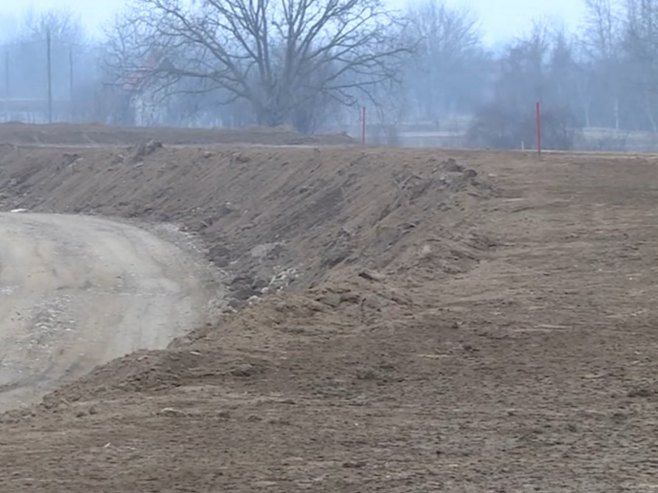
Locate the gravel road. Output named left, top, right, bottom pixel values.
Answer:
left=0, top=213, right=216, bottom=411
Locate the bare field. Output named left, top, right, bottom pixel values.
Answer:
left=0, top=126, right=657, bottom=491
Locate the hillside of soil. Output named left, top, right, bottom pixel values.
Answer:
left=0, top=142, right=491, bottom=308
left=0, top=127, right=657, bottom=492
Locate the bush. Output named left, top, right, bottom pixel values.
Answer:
left=467, top=104, right=578, bottom=150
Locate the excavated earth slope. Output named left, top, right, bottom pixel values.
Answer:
left=0, top=131, right=657, bottom=492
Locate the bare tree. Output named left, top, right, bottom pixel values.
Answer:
left=19, top=8, right=85, bottom=44
left=468, top=23, right=582, bottom=150
left=405, top=0, right=487, bottom=124
left=580, top=0, right=623, bottom=128
left=0, top=9, right=98, bottom=123
left=105, top=0, right=409, bottom=132
left=492, top=23, right=551, bottom=114
left=622, top=0, right=658, bottom=130
left=584, top=0, right=620, bottom=60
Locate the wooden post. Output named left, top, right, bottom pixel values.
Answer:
left=361, top=106, right=366, bottom=145
left=69, top=47, right=74, bottom=121
left=536, top=101, right=542, bottom=157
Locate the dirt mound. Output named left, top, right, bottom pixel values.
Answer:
left=0, top=122, right=355, bottom=146
left=0, top=142, right=495, bottom=409
left=0, top=146, right=493, bottom=307
left=40, top=273, right=422, bottom=404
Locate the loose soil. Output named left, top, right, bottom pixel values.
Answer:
left=0, top=126, right=657, bottom=491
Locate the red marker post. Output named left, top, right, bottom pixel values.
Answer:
left=536, top=101, right=542, bottom=157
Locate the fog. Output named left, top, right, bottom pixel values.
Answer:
left=2, top=0, right=658, bottom=151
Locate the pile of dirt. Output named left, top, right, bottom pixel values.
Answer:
left=0, top=140, right=495, bottom=409
left=0, top=123, right=354, bottom=146
left=38, top=261, right=438, bottom=405
left=0, top=145, right=493, bottom=308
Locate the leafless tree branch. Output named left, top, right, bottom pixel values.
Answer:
left=104, top=0, right=411, bottom=131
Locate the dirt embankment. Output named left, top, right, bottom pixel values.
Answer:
left=0, top=138, right=498, bottom=491
left=0, top=143, right=492, bottom=308
left=2, top=128, right=658, bottom=491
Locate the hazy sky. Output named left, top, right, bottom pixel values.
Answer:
left=452, top=0, right=586, bottom=44
left=1, top=0, right=587, bottom=44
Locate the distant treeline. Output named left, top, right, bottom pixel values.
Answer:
left=1, top=1, right=657, bottom=150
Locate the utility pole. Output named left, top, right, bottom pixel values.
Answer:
left=47, top=29, right=53, bottom=123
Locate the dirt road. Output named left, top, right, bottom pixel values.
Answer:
left=0, top=213, right=215, bottom=411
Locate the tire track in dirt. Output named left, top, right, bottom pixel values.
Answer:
left=0, top=213, right=218, bottom=411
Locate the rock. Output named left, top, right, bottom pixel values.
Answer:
left=269, top=268, right=297, bottom=290
left=358, top=270, right=383, bottom=282
left=220, top=202, right=238, bottom=215
left=251, top=277, right=269, bottom=290
left=133, top=140, right=163, bottom=161
left=230, top=275, right=253, bottom=287
left=443, top=158, right=463, bottom=172
left=233, top=152, right=251, bottom=163
left=250, top=243, right=280, bottom=259
left=157, top=407, right=189, bottom=418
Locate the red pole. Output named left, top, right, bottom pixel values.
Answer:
left=536, top=101, right=542, bottom=156
left=361, top=106, right=366, bottom=145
